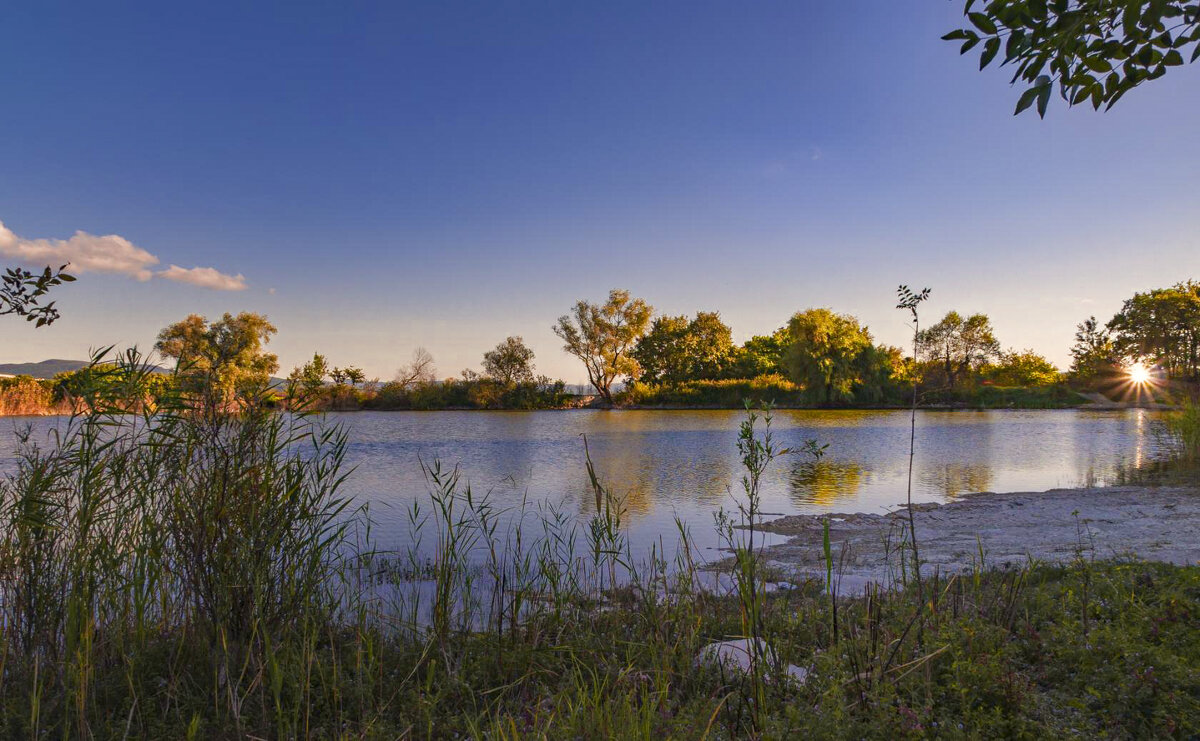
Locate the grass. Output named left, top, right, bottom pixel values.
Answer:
left=1, top=355, right=1198, bottom=738
left=1165, top=396, right=1200, bottom=461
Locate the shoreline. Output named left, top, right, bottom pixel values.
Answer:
left=750, top=484, right=1200, bottom=594
left=0, top=403, right=1170, bottom=418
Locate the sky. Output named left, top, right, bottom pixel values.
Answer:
left=1, top=1, right=1197, bottom=384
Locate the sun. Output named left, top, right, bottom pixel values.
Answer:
left=1127, top=361, right=1151, bottom=385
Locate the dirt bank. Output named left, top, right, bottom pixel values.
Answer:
left=754, top=486, right=1200, bottom=593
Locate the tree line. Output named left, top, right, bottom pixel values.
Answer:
left=4, top=280, right=1197, bottom=414
left=555, top=282, right=1200, bottom=407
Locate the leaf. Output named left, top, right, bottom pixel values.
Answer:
left=1014, top=85, right=1040, bottom=114
left=1036, top=79, right=1052, bottom=117
left=968, top=11, right=999, bottom=34
left=1083, top=56, right=1113, bottom=72
left=981, top=37, right=1001, bottom=68
left=1164, top=49, right=1184, bottom=65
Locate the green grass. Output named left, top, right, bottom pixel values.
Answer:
left=1, top=357, right=1197, bottom=738
left=1166, top=397, right=1200, bottom=461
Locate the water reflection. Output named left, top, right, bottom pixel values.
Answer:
left=0, top=409, right=1171, bottom=552
left=788, top=460, right=865, bottom=505
left=919, top=463, right=994, bottom=499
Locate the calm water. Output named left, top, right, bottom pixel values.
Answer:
left=0, top=409, right=1170, bottom=556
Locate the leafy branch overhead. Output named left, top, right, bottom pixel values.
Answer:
left=944, top=0, right=1200, bottom=116
left=1, top=264, right=75, bottom=326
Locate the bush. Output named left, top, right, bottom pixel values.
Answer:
left=621, top=374, right=804, bottom=407
left=361, top=376, right=570, bottom=410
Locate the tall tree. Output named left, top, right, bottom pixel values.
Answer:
left=1107, top=281, right=1200, bottom=379
left=945, top=0, right=1200, bottom=116
left=2, top=264, right=74, bottom=326
left=1069, top=315, right=1119, bottom=380
left=782, top=308, right=874, bottom=405
left=394, top=348, right=437, bottom=388
left=553, top=289, right=653, bottom=404
left=917, top=311, right=1001, bottom=388
left=290, top=353, right=330, bottom=395
left=155, top=312, right=279, bottom=405
left=632, top=311, right=734, bottom=385
left=483, top=336, right=536, bottom=385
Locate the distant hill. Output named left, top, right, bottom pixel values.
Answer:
left=0, top=358, right=173, bottom=379
left=0, top=359, right=291, bottom=386
left=0, top=359, right=95, bottom=378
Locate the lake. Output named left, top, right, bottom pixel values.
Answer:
left=0, top=409, right=1170, bottom=558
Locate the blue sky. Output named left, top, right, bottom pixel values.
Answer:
left=2, top=1, right=1197, bottom=382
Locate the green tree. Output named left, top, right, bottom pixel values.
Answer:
left=731, top=329, right=791, bottom=378
left=1106, top=281, right=1200, bottom=379
left=2, top=264, right=74, bottom=326
left=782, top=308, right=873, bottom=405
left=155, top=312, right=279, bottom=405
left=483, top=336, right=536, bottom=385
left=917, top=311, right=1001, bottom=388
left=945, top=0, right=1200, bottom=116
left=986, top=349, right=1062, bottom=386
left=290, top=353, right=329, bottom=395
left=1069, top=315, right=1119, bottom=381
left=632, top=311, right=734, bottom=385
left=854, top=343, right=908, bottom=403
left=553, top=289, right=653, bottom=405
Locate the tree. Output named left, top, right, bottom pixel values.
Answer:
left=2, top=264, right=74, bottom=326
left=329, top=366, right=366, bottom=386
left=553, top=289, right=653, bottom=404
left=1069, top=315, right=1119, bottom=381
left=482, top=336, right=536, bottom=385
left=155, top=312, right=278, bottom=404
left=290, top=353, right=329, bottom=395
left=917, top=311, right=1001, bottom=388
left=1107, top=281, right=1200, bottom=379
left=986, top=349, right=1061, bottom=386
left=632, top=311, right=734, bottom=386
left=854, top=343, right=909, bottom=403
left=394, top=348, right=437, bottom=388
left=782, top=308, right=874, bottom=405
left=731, top=329, right=791, bottom=378
left=945, top=0, right=1200, bottom=116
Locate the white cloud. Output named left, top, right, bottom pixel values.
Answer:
left=159, top=264, right=247, bottom=291
left=0, top=219, right=247, bottom=291
left=0, top=219, right=158, bottom=280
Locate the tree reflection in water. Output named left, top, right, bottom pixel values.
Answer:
left=788, top=459, right=866, bottom=506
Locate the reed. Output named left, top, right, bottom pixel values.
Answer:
left=1165, top=395, right=1200, bottom=461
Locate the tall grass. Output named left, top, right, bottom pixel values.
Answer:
left=1165, top=396, right=1200, bottom=461
left=0, top=351, right=363, bottom=737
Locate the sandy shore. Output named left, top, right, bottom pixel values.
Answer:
left=754, top=486, right=1200, bottom=594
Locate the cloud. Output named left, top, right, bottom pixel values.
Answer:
left=0, top=219, right=158, bottom=280
left=0, top=219, right=247, bottom=290
left=159, top=265, right=248, bottom=291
